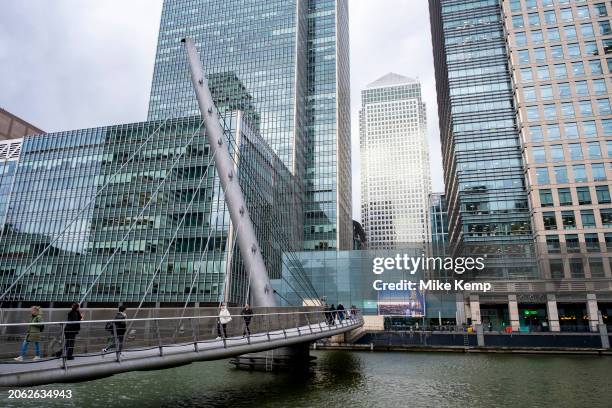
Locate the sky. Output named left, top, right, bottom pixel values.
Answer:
left=0, top=0, right=443, bottom=221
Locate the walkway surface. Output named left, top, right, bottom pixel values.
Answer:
left=0, top=317, right=362, bottom=387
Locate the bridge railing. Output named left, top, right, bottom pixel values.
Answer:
left=0, top=307, right=362, bottom=362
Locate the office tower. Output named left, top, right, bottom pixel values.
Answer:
left=147, top=0, right=352, bottom=250
left=429, top=192, right=448, bottom=254
left=505, top=0, right=612, bottom=279
left=0, top=114, right=300, bottom=305
left=429, top=0, right=535, bottom=278
left=0, top=108, right=43, bottom=141
left=360, top=74, right=432, bottom=247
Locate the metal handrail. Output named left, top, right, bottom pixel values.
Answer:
left=0, top=309, right=354, bottom=328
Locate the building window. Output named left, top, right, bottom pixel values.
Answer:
left=578, top=100, right=593, bottom=116
left=555, top=166, right=569, bottom=183
left=538, top=66, right=551, bottom=80
left=607, top=140, right=612, bottom=156
left=569, top=258, right=585, bottom=278
left=515, top=32, right=528, bottom=46
left=581, top=209, right=596, bottom=228
left=547, top=235, right=561, bottom=253
left=572, top=61, right=585, bottom=76
left=589, top=60, right=603, bottom=75
left=575, top=81, right=589, bottom=96
left=592, top=79, right=607, bottom=95
left=544, top=10, right=557, bottom=24
left=576, top=186, right=591, bottom=205
left=551, top=45, right=564, bottom=60
left=601, top=208, right=612, bottom=227
left=558, top=188, right=573, bottom=205
left=536, top=167, right=550, bottom=184
left=524, top=86, right=536, bottom=101
left=528, top=12, right=540, bottom=26
left=533, top=146, right=546, bottom=163
left=532, top=30, right=544, bottom=44
left=561, top=102, right=575, bottom=118
left=521, top=67, right=534, bottom=81
left=540, top=84, right=553, bottom=100
left=592, top=163, right=606, bottom=181
left=548, top=124, right=561, bottom=140
left=599, top=21, right=611, bottom=36
left=596, top=185, right=611, bottom=204
left=575, top=5, right=590, bottom=19
left=582, top=121, right=597, bottom=138
left=594, top=3, right=608, bottom=17
left=564, top=25, right=577, bottom=40
left=554, top=63, right=567, bottom=79
left=550, top=259, right=564, bottom=278
left=544, top=104, right=557, bottom=119
left=548, top=27, right=561, bottom=41
left=562, top=210, right=577, bottom=229
left=568, top=43, right=581, bottom=59
left=581, top=23, right=595, bottom=38
left=587, top=142, right=602, bottom=159
left=519, top=50, right=531, bottom=64
left=513, top=15, right=525, bottom=28
left=550, top=144, right=564, bottom=161
left=558, top=82, right=571, bottom=98
left=527, top=106, right=540, bottom=120
left=529, top=125, right=543, bottom=141
left=572, top=164, right=586, bottom=182
left=589, top=258, right=605, bottom=278
left=568, top=143, right=583, bottom=160
left=543, top=212, right=557, bottom=230
left=540, top=189, right=554, bottom=207
left=605, top=232, right=612, bottom=250
left=566, top=234, right=580, bottom=252
left=597, top=99, right=611, bottom=115
left=585, top=234, right=600, bottom=252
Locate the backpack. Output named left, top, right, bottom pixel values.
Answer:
left=105, top=321, right=114, bottom=332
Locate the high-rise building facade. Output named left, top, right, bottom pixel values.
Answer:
left=360, top=74, right=432, bottom=247
left=147, top=0, right=352, bottom=250
left=505, top=0, right=612, bottom=279
left=0, top=139, right=22, bottom=230
left=429, top=192, right=449, bottom=254
left=429, top=0, right=536, bottom=278
left=0, top=114, right=301, bottom=306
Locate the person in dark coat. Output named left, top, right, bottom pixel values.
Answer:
left=63, top=303, right=83, bottom=360
left=103, top=305, right=127, bottom=354
left=329, top=304, right=337, bottom=325
left=337, top=304, right=345, bottom=322
left=241, top=304, right=253, bottom=336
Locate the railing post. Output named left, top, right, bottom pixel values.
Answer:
left=112, top=321, right=120, bottom=362
left=266, top=313, right=271, bottom=341
left=191, top=318, right=198, bottom=352
left=154, top=319, right=163, bottom=356
left=305, top=313, right=313, bottom=334
left=295, top=312, right=301, bottom=336
left=60, top=323, right=67, bottom=370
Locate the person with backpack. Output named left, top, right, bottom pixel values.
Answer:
left=14, top=306, right=43, bottom=361
left=55, top=303, right=83, bottom=360
left=102, top=305, right=127, bottom=354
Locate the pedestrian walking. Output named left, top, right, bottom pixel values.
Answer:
left=55, top=303, right=83, bottom=360
left=103, top=305, right=127, bottom=354
left=329, top=304, right=337, bottom=325
left=14, top=306, right=43, bottom=361
left=337, top=304, right=345, bottom=322
left=241, top=304, right=253, bottom=336
left=216, top=303, right=232, bottom=339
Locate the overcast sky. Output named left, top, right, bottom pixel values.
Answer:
left=0, top=0, right=443, bottom=221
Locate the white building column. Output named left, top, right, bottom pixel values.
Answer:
left=546, top=294, right=560, bottom=332
left=586, top=294, right=599, bottom=332
left=469, top=295, right=481, bottom=325
left=508, top=294, right=520, bottom=332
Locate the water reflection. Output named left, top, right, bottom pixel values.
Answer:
left=3, top=351, right=612, bottom=408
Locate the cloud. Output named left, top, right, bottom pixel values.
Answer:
left=0, top=0, right=443, bottom=223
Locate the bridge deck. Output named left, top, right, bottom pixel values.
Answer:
left=0, top=317, right=362, bottom=387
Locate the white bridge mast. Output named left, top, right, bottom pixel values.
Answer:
left=182, top=37, right=277, bottom=307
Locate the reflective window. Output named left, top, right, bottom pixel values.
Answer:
left=578, top=100, right=593, bottom=116
left=592, top=163, right=606, bottom=181
left=547, top=124, right=561, bottom=140
left=564, top=25, right=577, bottom=39
left=596, top=185, right=611, bottom=204
left=524, top=86, right=537, bottom=101
left=534, top=47, right=546, bottom=62
left=561, top=102, right=575, bottom=118
left=551, top=45, right=564, bottom=60
left=530, top=125, right=544, bottom=141
left=569, top=143, right=583, bottom=160
left=540, top=189, right=554, bottom=207
left=572, top=61, right=585, bottom=76
left=554, top=63, right=567, bottom=78
left=543, top=212, right=557, bottom=230
left=581, top=210, right=596, bottom=228
left=581, top=23, right=595, bottom=38
left=564, top=122, right=579, bottom=138
left=562, top=210, right=577, bottom=229
left=527, top=106, right=540, bottom=120
left=544, top=10, right=557, bottom=24
left=544, top=104, right=557, bottom=119
left=583, top=42, right=599, bottom=56
left=528, top=12, right=540, bottom=26
left=558, top=187, right=573, bottom=205
left=576, top=186, right=592, bottom=204
left=594, top=3, right=608, bottom=17
left=575, top=6, right=590, bottom=19
left=555, top=165, right=569, bottom=183
left=573, top=164, right=587, bottom=182
left=541, top=84, right=553, bottom=100
left=597, top=99, right=612, bottom=115
left=599, top=21, right=611, bottom=35
left=582, top=121, right=597, bottom=138
left=588, top=142, right=602, bottom=159
left=575, top=81, right=589, bottom=96
left=592, top=79, right=607, bottom=95
left=551, top=144, right=564, bottom=161
left=534, top=146, right=547, bottom=163
left=601, top=209, right=612, bottom=227
left=536, top=167, right=550, bottom=184
left=513, top=15, right=525, bottom=28
left=537, top=66, right=550, bottom=80
left=515, top=32, right=528, bottom=46
left=547, top=27, right=561, bottom=41
left=531, top=30, right=544, bottom=44
left=521, top=67, right=534, bottom=81
left=560, top=9, right=573, bottom=23
left=589, top=60, right=603, bottom=75
left=567, top=43, right=581, bottom=58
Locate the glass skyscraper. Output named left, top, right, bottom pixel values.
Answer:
left=360, top=74, right=432, bottom=247
left=148, top=0, right=352, bottom=251
left=0, top=113, right=301, bottom=305
left=429, top=0, right=535, bottom=278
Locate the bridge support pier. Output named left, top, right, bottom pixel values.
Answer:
left=230, top=344, right=314, bottom=371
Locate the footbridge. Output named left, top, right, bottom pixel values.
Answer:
left=0, top=308, right=362, bottom=387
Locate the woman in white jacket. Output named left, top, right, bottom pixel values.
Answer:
left=216, top=303, right=232, bottom=339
